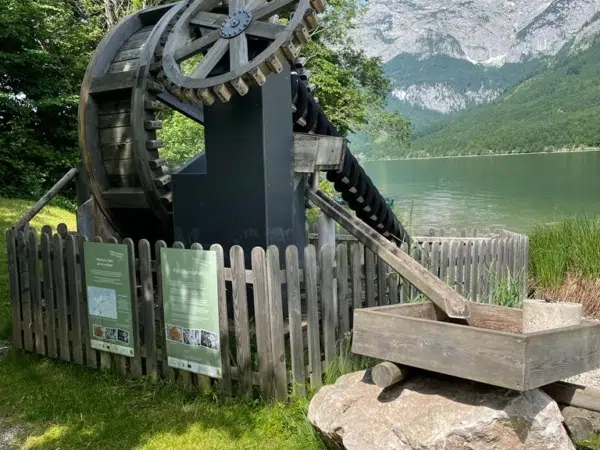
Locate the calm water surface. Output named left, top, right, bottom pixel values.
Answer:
left=361, top=152, right=600, bottom=233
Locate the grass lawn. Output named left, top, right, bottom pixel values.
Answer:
left=0, top=197, right=324, bottom=449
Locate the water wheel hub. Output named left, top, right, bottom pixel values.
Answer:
left=220, top=10, right=252, bottom=39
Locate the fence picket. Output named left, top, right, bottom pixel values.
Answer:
left=79, top=236, right=97, bottom=369
left=377, top=258, right=388, bottom=306
left=17, top=232, right=34, bottom=352
left=40, top=233, right=56, bottom=357
left=7, top=230, right=22, bottom=349
left=189, top=243, right=211, bottom=392
left=399, top=242, right=409, bottom=303
left=464, top=241, right=472, bottom=299
left=52, top=233, right=70, bottom=361
left=388, top=273, right=399, bottom=304
left=365, top=248, right=376, bottom=307
left=350, top=241, right=362, bottom=315
left=266, top=246, right=287, bottom=401
left=471, top=241, right=479, bottom=302
left=139, top=239, right=157, bottom=381
left=251, top=247, right=274, bottom=399
left=336, top=244, right=349, bottom=335
left=285, top=246, right=305, bottom=397
left=456, top=240, right=464, bottom=296
left=211, top=244, right=232, bottom=396
left=320, top=245, right=335, bottom=369
left=65, top=235, right=83, bottom=365
left=153, top=240, right=171, bottom=381
left=439, top=242, right=449, bottom=287
left=231, top=245, right=252, bottom=398
left=27, top=231, right=45, bottom=355
left=304, top=245, right=322, bottom=390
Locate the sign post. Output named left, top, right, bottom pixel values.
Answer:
left=83, top=241, right=135, bottom=357
left=161, top=247, right=222, bottom=379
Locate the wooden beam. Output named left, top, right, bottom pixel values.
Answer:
left=89, top=71, right=136, bottom=95
left=306, top=188, right=471, bottom=320
left=13, top=168, right=79, bottom=230
left=293, top=134, right=346, bottom=173
left=543, top=382, right=600, bottom=413
left=102, top=187, right=149, bottom=209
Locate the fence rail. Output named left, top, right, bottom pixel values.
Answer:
left=7, top=224, right=528, bottom=400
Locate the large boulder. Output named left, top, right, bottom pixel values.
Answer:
left=308, top=370, right=575, bottom=450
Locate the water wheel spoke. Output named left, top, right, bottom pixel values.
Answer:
left=229, top=34, right=249, bottom=71
left=229, top=0, right=246, bottom=13
left=190, top=11, right=228, bottom=29
left=191, top=38, right=230, bottom=78
left=174, top=29, right=220, bottom=63
left=245, top=20, right=285, bottom=39
left=253, top=0, right=297, bottom=20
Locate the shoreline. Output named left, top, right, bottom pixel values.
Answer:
left=359, top=146, right=600, bottom=162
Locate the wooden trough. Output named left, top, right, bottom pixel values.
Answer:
left=307, top=187, right=600, bottom=393
left=351, top=301, right=600, bottom=391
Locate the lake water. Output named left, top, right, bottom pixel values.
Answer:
left=361, top=151, right=600, bottom=234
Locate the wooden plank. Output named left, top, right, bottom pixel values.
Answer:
left=17, top=232, right=34, bottom=352
left=377, top=258, right=388, bottom=306
left=251, top=247, right=274, bottom=399
left=102, top=187, right=149, bottom=208
left=101, top=142, right=135, bottom=160
left=40, top=232, right=56, bottom=357
left=98, top=99, right=131, bottom=116
left=352, top=308, right=526, bottom=390
left=266, top=246, right=287, bottom=401
left=119, top=39, right=147, bottom=51
left=230, top=245, right=252, bottom=397
left=350, top=241, right=362, bottom=314
left=525, top=321, right=600, bottom=389
left=99, top=126, right=133, bottom=145
left=211, top=244, right=232, bottom=395
left=456, top=240, right=464, bottom=296
left=430, top=241, right=440, bottom=280
left=79, top=236, right=97, bottom=369
left=464, top=242, right=472, bottom=299
left=139, top=239, right=157, bottom=381
left=52, top=234, right=70, bottom=361
left=6, top=230, right=22, bottom=349
left=447, top=241, right=457, bottom=295
left=304, top=245, right=322, bottom=390
left=439, top=241, right=448, bottom=286
left=113, top=48, right=142, bottom=63
left=388, top=273, right=399, bottom=304
left=153, top=241, right=171, bottom=380
left=104, top=158, right=137, bottom=175
left=286, top=245, right=305, bottom=397
left=542, top=382, right=600, bottom=412
left=292, top=134, right=346, bottom=173
left=336, top=243, right=350, bottom=336
left=467, top=302, right=522, bottom=333
left=320, top=245, right=335, bottom=368
left=364, top=248, right=376, bottom=307
left=108, top=60, right=139, bottom=73
left=98, top=113, right=132, bottom=129
left=90, top=71, right=136, bottom=94
left=65, top=235, right=83, bottom=364
left=108, top=235, right=128, bottom=375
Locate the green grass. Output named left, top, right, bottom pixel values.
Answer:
left=529, top=215, right=600, bottom=289
left=0, top=197, right=76, bottom=340
left=0, top=351, right=324, bottom=450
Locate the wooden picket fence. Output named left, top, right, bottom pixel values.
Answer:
left=7, top=223, right=529, bottom=401
left=309, top=226, right=530, bottom=303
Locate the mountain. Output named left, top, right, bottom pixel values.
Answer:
left=380, top=32, right=600, bottom=157
left=353, top=0, right=600, bottom=130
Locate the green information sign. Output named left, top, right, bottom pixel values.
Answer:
left=161, top=247, right=221, bottom=378
left=83, top=242, right=134, bottom=357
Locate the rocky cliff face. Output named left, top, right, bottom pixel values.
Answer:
left=354, top=0, right=600, bottom=124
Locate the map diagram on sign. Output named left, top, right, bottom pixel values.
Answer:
left=87, top=286, right=118, bottom=319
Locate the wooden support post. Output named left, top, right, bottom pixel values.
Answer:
left=371, top=362, right=412, bottom=389
left=293, top=134, right=346, bottom=173
left=306, top=188, right=471, bottom=320
left=13, top=168, right=79, bottom=230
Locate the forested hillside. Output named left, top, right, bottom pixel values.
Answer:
left=357, top=34, right=600, bottom=159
